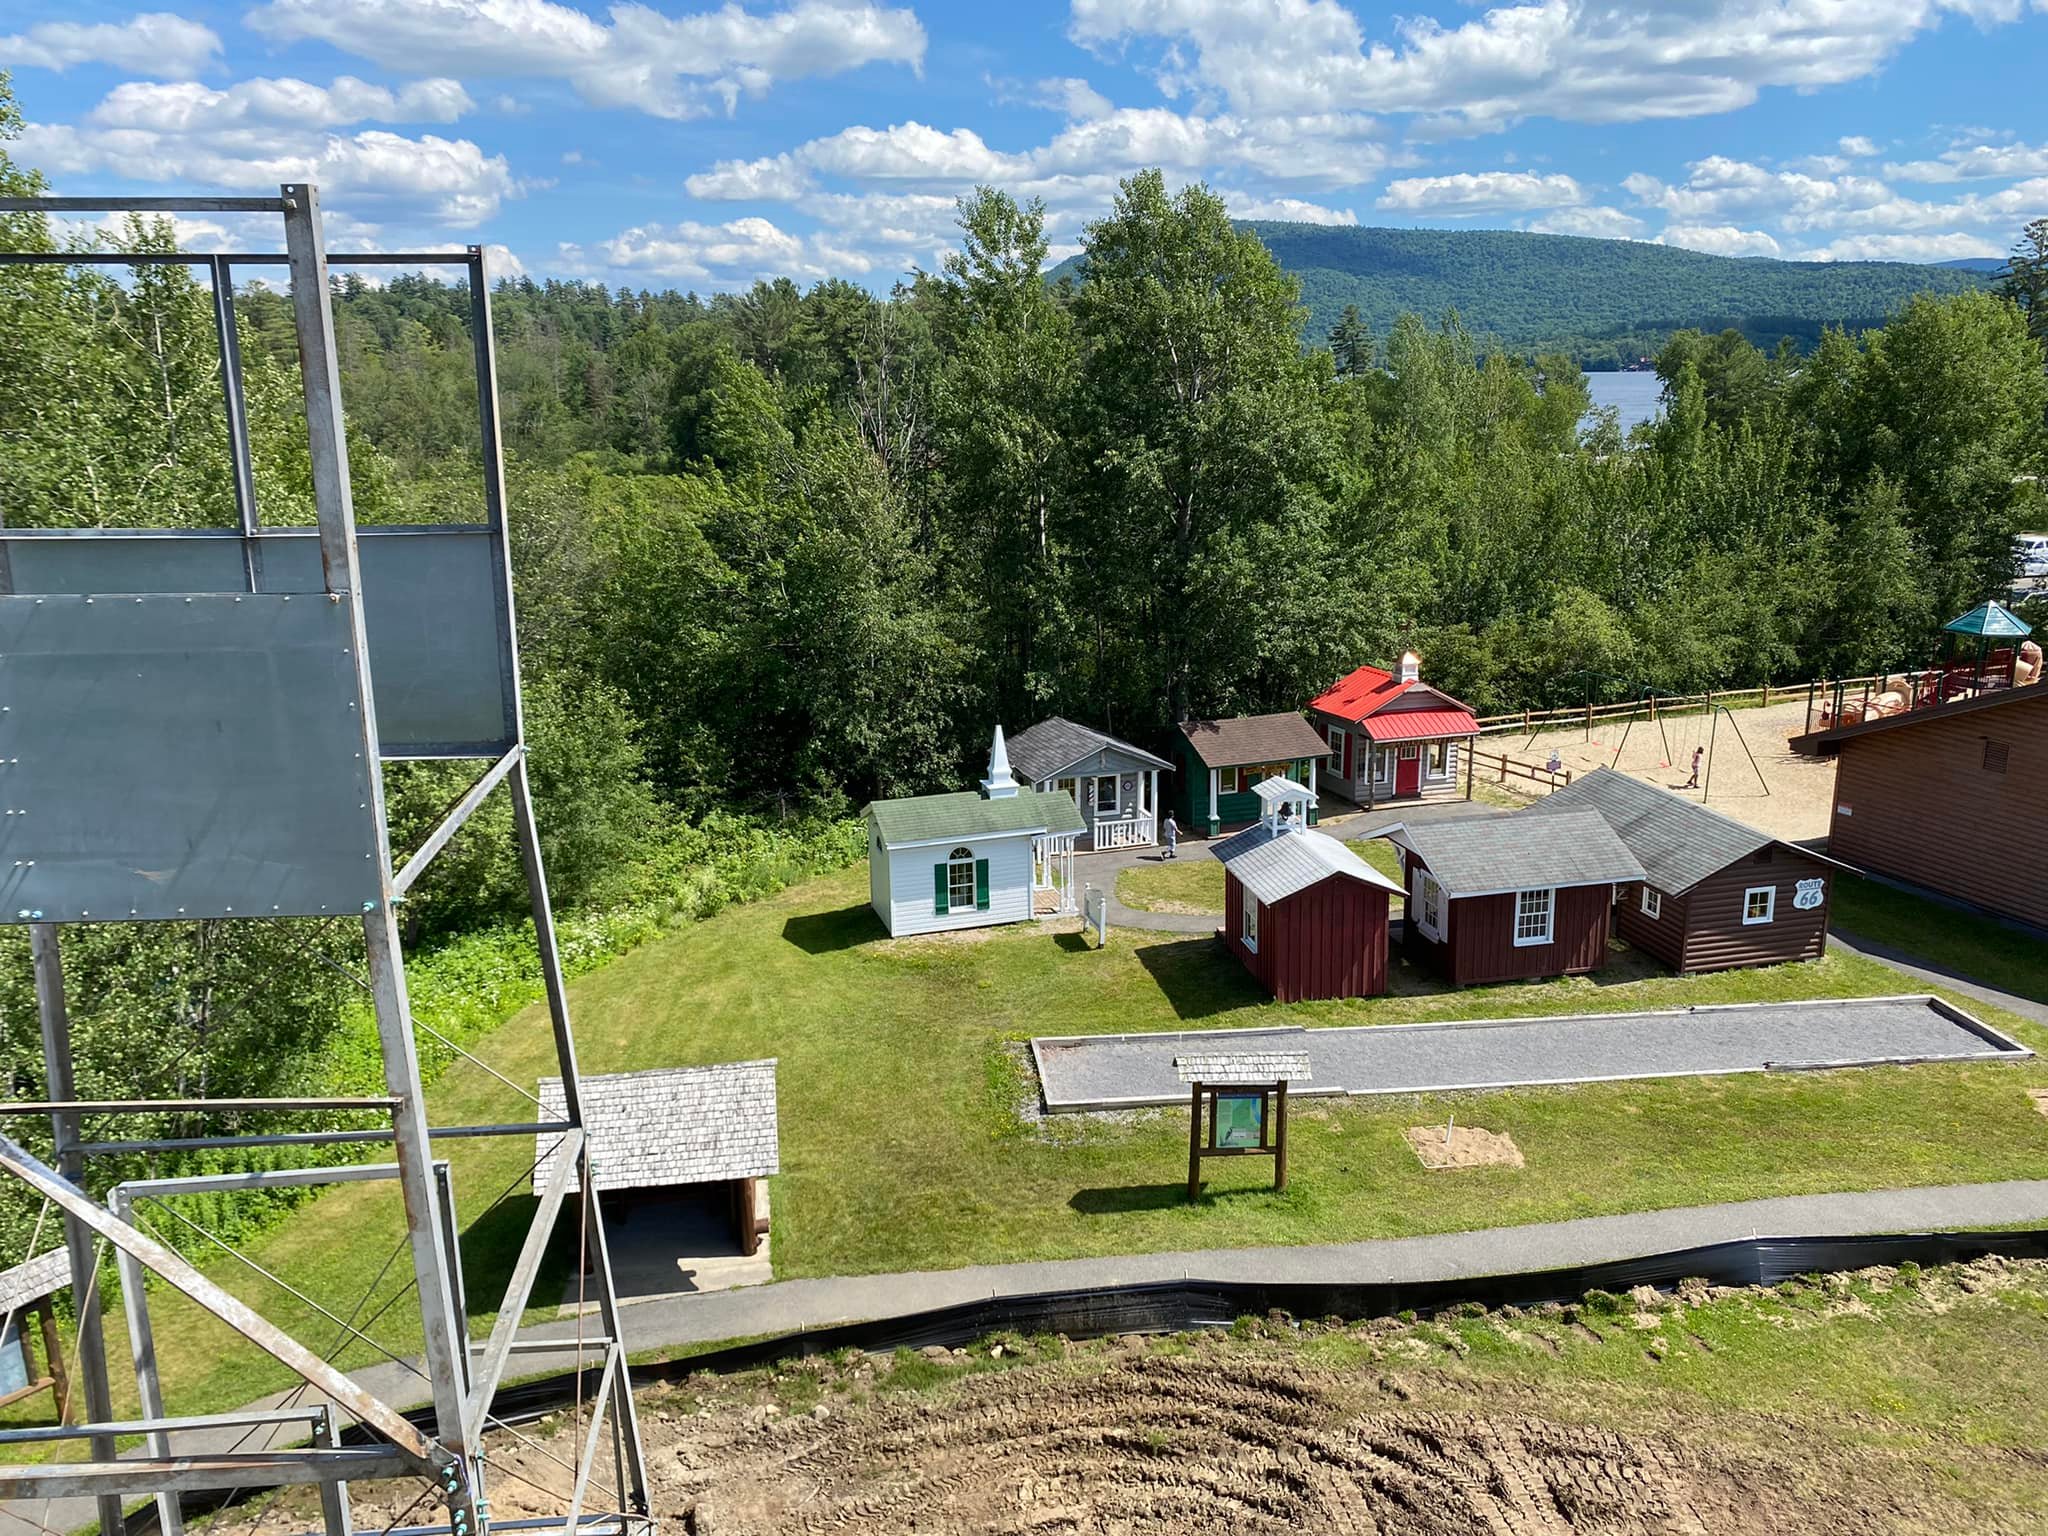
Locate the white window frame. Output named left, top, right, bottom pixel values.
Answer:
left=1513, top=887, right=1555, bottom=947
left=1093, top=774, right=1119, bottom=814
left=1326, top=724, right=1345, bottom=771
left=1427, top=740, right=1448, bottom=775
left=1414, top=870, right=1443, bottom=942
left=947, top=847, right=977, bottom=913
left=1742, top=885, right=1776, bottom=925
left=1242, top=893, right=1260, bottom=952
left=1640, top=886, right=1662, bottom=920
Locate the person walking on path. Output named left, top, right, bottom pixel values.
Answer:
left=1162, top=812, right=1179, bottom=859
left=1685, top=745, right=1703, bottom=789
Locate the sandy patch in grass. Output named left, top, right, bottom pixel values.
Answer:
left=1404, top=1123, right=1525, bottom=1170
left=2030, top=1087, right=2048, bottom=1119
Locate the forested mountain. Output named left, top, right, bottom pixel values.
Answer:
left=1052, top=224, right=1992, bottom=364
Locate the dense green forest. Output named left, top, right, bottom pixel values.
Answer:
left=1055, top=223, right=1996, bottom=365
left=1, top=66, right=2045, bottom=1266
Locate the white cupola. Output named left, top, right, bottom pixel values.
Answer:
left=1252, top=776, right=1315, bottom=834
left=1396, top=651, right=1420, bottom=685
left=981, top=724, right=1020, bottom=799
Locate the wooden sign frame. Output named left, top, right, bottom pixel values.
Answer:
left=1184, top=1079, right=1291, bottom=1199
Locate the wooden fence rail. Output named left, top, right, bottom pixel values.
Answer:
left=1472, top=674, right=1903, bottom=737
left=1464, top=746, right=1572, bottom=795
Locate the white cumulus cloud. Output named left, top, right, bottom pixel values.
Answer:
left=1376, top=170, right=1583, bottom=214
left=1804, top=231, right=2005, bottom=261
left=1528, top=205, right=1644, bottom=239
left=1886, top=140, right=2048, bottom=182
left=1, top=13, right=221, bottom=78
left=1655, top=224, right=1783, bottom=258
left=90, top=77, right=474, bottom=133
left=245, top=0, right=927, bottom=120
left=1225, top=193, right=1357, bottom=224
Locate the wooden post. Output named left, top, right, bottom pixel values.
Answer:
left=1186, top=1083, right=1204, bottom=1201
left=1464, top=746, right=1473, bottom=801
left=1273, top=1082, right=1290, bottom=1192
left=37, top=1298, right=69, bottom=1424
left=1761, top=680, right=1770, bottom=707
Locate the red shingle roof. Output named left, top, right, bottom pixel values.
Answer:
left=1360, top=707, right=1480, bottom=743
left=1310, top=664, right=1477, bottom=734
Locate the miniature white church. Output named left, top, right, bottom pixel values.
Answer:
left=859, top=727, right=1088, bottom=937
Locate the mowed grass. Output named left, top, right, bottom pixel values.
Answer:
left=48, top=861, right=2048, bottom=1426
left=1830, top=872, right=2048, bottom=1009
left=1117, top=834, right=1404, bottom=913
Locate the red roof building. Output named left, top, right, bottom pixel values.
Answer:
left=1308, top=653, right=1480, bottom=807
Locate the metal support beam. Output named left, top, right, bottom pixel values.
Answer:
left=0, top=1097, right=398, bottom=1117
left=32, top=924, right=127, bottom=1536
left=0, top=1406, right=336, bottom=1445
left=392, top=746, right=523, bottom=896
left=561, top=1344, right=621, bottom=1535
left=0, top=196, right=288, bottom=213
left=0, top=1451, right=415, bottom=1500
left=78, top=1120, right=572, bottom=1157
left=464, top=1128, right=582, bottom=1439
left=0, top=1134, right=440, bottom=1468
left=209, top=254, right=261, bottom=586
left=509, top=757, right=649, bottom=1515
left=316, top=1404, right=355, bottom=1536
left=113, top=1185, right=183, bottom=1536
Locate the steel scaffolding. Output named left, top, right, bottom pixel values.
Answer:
left=0, top=186, right=649, bottom=1536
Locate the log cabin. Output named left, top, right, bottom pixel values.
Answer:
left=1524, top=768, right=1845, bottom=972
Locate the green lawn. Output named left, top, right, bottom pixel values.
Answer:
left=1117, top=835, right=1404, bottom=913
left=44, top=861, right=2048, bottom=1427
left=1830, top=873, right=2048, bottom=1009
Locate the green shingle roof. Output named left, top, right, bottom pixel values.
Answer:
left=1944, top=600, right=2031, bottom=638
left=863, top=788, right=1085, bottom=846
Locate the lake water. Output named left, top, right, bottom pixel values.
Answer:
left=1582, top=370, right=1664, bottom=436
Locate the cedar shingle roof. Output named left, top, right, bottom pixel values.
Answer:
left=535, top=1062, right=780, bottom=1194
left=863, top=787, right=1085, bottom=846
left=1383, top=812, right=1643, bottom=898
left=1524, top=767, right=1842, bottom=894
left=1174, top=1050, right=1312, bottom=1083
left=1214, top=823, right=1404, bottom=904
left=1178, top=712, right=1331, bottom=769
left=0, top=1249, right=68, bottom=1313
left=1007, top=717, right=1173, bottom=781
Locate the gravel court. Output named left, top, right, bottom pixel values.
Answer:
left=1031, top=996, right=2030, bottom=1111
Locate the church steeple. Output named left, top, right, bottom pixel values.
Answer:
left=981, top=724, right=1020, bottom=799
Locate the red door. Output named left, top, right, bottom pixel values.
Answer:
left=1341, top=731, right=1354, bottom=782
left=1396, top=743, right=1421, bottom=796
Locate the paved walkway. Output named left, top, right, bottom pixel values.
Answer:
left=1088, top=797, right=1500, bottom=935
left=1032, top=995, right=2028, bottom=1110
left=1831, top=928, right=2048, bottom=1028
left=13, top=1179, right=2048, bottom=1535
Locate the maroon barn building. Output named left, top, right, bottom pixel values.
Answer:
left=1215, top=779, right=1405, bottom=1001
left=1793, top=682, right=2047, bottom=928
left=1382, top=813, right=1643, bottom=987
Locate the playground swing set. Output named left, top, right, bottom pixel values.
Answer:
left=1603, top=690, right=1772, bottom=798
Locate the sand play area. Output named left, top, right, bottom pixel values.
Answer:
left=1491, top=697, right=1837, bottom=843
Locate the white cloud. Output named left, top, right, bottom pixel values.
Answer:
left=564, top=214, right=874, bottom=284
left=1068, top=0, right=2046, bottom=133
left=1627, top=155, right=2048, bottom=243
left=1035, top=77, right=1115, bottom=121
left=1528, top=205, right=1644, bottom=239
left=0, top=13, right=221, bottom=78
left=89, top=77, right=474, bottom=133
left=1225, top=193, right=1356, bottom=224
left=1656, top=224, right=1783, bottom=258
left=481, top=241, right=528, bottom=278
left=1376, top=169, right=1583, bottom=214
left=245, top=0, right=927, bottom=120
left=20, top=119, right=520, bottom=226
left=1839, top=135, right=1881, bottom=157
left=1803, top=231, right=2004, bottom=261
left=1886, top=140, right=2048, bottom=182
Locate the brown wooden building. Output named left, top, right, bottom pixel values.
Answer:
left=1381, top=812, right=1643, bottom=987
left=1524, top=768, right=1845, bottom=972
left=1792, top=683, right=2047, bottom=928
left=1215, top=779, right=1405, bottom=1001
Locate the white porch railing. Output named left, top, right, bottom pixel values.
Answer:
left=1093, top=815, right=1155, bottom=851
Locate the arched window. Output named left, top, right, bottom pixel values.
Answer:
left=947, top=847, right=976, bottom=912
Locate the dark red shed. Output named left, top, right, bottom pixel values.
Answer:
left=1382, top=812, right=1644, bottom=987
left=1214, top=779, right=1406, bottom=1002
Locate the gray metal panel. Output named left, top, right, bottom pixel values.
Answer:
left=0, top=594, right=383, bottom=922
left=0, top=528, right=516, bottom=757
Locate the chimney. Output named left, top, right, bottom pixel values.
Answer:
left=981, top=724, right=1020, bottom=799
left=1397, top=651, right=1420, bottom=685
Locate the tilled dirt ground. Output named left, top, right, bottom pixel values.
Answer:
left=227, top=1258, right=2048, bottom=1536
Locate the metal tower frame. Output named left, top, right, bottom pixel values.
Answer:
left=0, top=186, right=649, bottom=1536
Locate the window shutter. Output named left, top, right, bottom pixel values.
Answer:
left=975, top=858, right=991, bottom=910
left=933, top=863, right=949, bottom=914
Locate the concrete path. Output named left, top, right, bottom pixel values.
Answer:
left=13, top=1178, right=2048, bottom=1536
left=1831, top=929, right=2048, bottom=1028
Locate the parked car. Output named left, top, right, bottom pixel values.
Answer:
left=2016, top=533, right=2048, bottom=579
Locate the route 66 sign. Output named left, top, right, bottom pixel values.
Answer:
left=1793, top=878, right=1825, bottom=911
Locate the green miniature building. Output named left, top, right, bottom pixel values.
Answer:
left=1175, top=712, right=1331, bottom=836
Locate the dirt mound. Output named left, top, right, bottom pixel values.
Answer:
left=656, top=1353, right=1786, bottom=1534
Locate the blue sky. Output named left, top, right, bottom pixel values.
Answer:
left=6, top=0, right=2048, bottom=288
